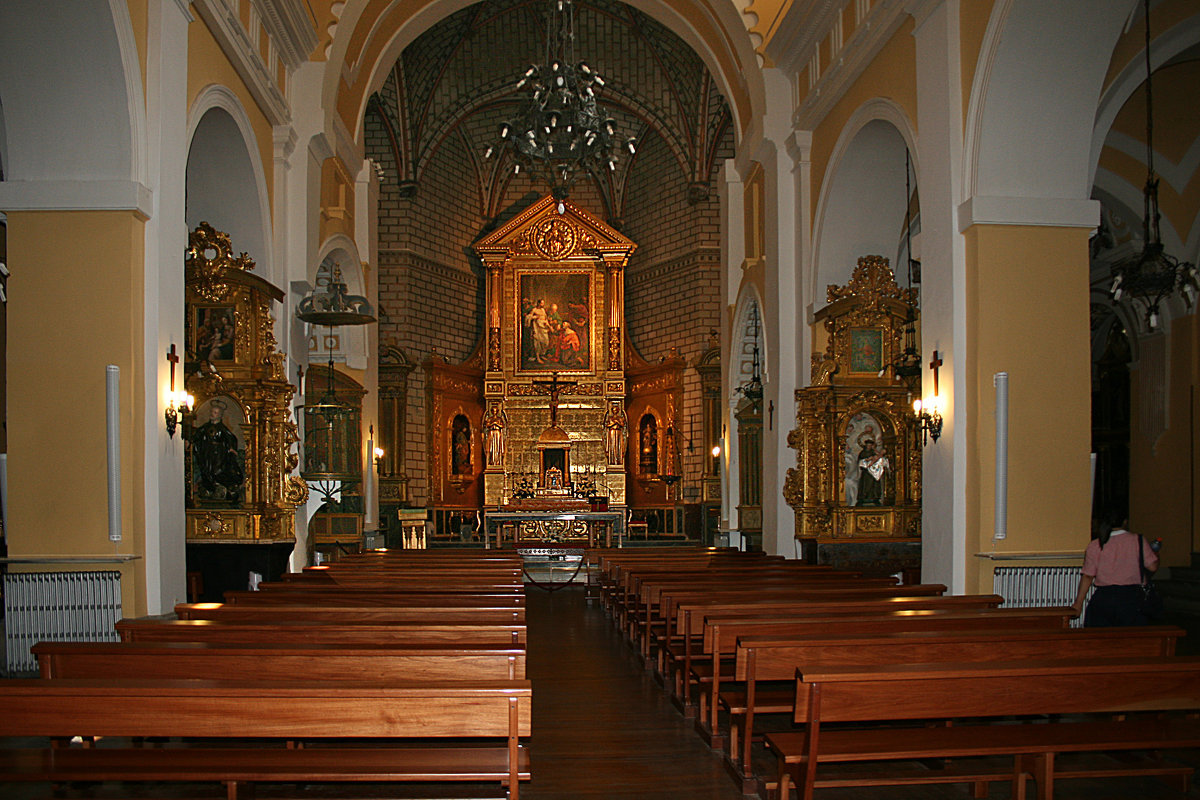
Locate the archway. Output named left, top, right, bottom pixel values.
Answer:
left=812, top=116, right=911, bottom=301
left=728, top=291, right=765, bottom=550
left=185, top=93, right=272, bottom=281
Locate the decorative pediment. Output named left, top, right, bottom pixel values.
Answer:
left=812, top=255, right=920, bottom=387
left=475, top=194, right=636, bottom=266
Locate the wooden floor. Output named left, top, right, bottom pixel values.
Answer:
left=525, top=585, right=1200, bottom=800
left=524, top=585, right=743, bottom=800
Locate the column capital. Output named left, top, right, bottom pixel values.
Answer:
left=957, top=195, right=1100, bottom=232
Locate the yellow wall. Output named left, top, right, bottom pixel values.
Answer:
left=188, top=15, right=275, bottom=213
left=964, top=225, right=1093, bottom=592
left=1130, top=313, right=1198, bottom=567
left=958, top=0, right=995, bottom=118
left=6, top=211, right=148, bottom=614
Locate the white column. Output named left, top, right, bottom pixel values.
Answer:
left=757, top=68, right=801, bottom=557
left=144, top=0, right=193, bottom=612
left=717, top=158, right=744, bottom=536
left=909, top=0, right=968, bottom=591
left=356, top=159, right=381, bottom=536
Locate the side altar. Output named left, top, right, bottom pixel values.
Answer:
left=469, top=194, right=636, bottom=544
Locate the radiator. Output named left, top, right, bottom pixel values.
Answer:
left=3, top=570, right=123, bottom=674
left=993, top=565, right=1090, bottom=628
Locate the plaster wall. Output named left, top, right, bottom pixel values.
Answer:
left=964, top=224, right=1094, bottom=592
left=6, top=210, right=148, bottom=614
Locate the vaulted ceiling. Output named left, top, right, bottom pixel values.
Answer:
left=365, top=0, right=732, bottom=222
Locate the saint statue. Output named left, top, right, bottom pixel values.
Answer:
left=603, top=400, right=628, bottom=466
left=483, top=401, right=508, bottom=467
left=854, top=433, right=890, bottom=507
left=192, top=398, right=244, bottom=503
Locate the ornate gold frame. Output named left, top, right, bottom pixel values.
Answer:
left=183, top=222, right=307, bottom=543
left=513, top=268, right=596, bottom=377
left=785, top=256, right=921, bottom=542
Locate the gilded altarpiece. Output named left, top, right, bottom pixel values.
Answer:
left=424, top=347, right=485, bottom=510
left=785, top=256, right=921, bottom=545
left=183, top=223, right=308, bottom=544
left=473, top=195, right=635, bottom=515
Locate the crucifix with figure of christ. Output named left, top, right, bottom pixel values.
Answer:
left=532, top=372, right=577, bottom=428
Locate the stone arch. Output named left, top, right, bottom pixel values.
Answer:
left=963, top=0, right=1134, bottom=212
left=811, top=101, right=915, bottom=310
left=185, top=87, right=273, bottom=283
left=0, top=0, right=144, bottom=186
left=725, top=287, right=766, bottom=537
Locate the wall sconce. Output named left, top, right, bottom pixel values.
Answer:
left=164, top=344, right=193, bottom=438
left=912, top=397, right=942, bottom=446
left=374, top=445, right=385, bottom=475
left=913, top=350, right=944, bottom=446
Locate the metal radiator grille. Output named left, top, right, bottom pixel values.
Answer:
left=3, top=570, right=122, bottom=674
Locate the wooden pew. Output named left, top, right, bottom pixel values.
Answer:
left=631, top=575, right=909, bottom=654
left=766, top=656, right=1200, bottom=800
left=115, top=617, right=527, bottom=647
left=225, top=588, right=525, bottom=604
left=668, top=594, right=1004, bottom=719
left=174, top=602, right=525, bottom=625
left=0, top=678, right=531, bottom=799
left=256, top=578, right=524, bottom=593
left=34, top=640, right=526, bottom=680
left=723, top=624, right=1185, bottom=792
left=689, top=607, right=1073, bottom=735
left=650, top=582, right=946, bottom=660
left=223, top=589, right=524, bottom=606
left=594, top=551, right=773, bottom=613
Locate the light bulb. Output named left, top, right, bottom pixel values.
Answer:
left=913, top=399, right=922, bottom=414
left=711, top=445, right=721, bottom=458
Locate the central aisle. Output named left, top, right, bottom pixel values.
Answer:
left=522, top=585, right=745, bottom=800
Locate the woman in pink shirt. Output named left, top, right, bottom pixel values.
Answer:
left=1071, top=515, right=1159, bottom=627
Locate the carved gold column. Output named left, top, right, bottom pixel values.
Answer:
left=606, top=259, right=624, bottom=371
left=485, top=261, right=504, bottom=373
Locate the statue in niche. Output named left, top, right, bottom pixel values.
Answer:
left=844, top=411, right=891, bottom=507
left=483, top=401, right=507, bottom=467
left=603, top=400, right=627, bottom=465
left=844, top=413, right=875, bottom=506
left=192, top=397, right=245, bottom=504
left=638, top=413, right=658, bottom=474
left=451, top=415, right=472, bottom=475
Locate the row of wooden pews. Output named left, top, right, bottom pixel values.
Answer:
left=594, top=546, right=1200, bottom=799
left=0, top=550, right=533, bottom=799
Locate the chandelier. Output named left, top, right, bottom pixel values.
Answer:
left=484, top=0, right=635, bottom=204
left=736, top=303, right=763, bottom=403
left=1109, top=0, right=1198, bottom=330
left=296, top=265, right=375, bottom=482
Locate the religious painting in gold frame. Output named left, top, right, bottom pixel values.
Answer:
left=847, top=328, right=884, bottom=375
left=516, top=270, right=593, bottom=374
left=188, top=305, right=237, bottom=364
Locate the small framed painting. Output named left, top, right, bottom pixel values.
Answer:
left=848, top=327, right=883, bottom=375
left=190, top=305, right=236, bottom=363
